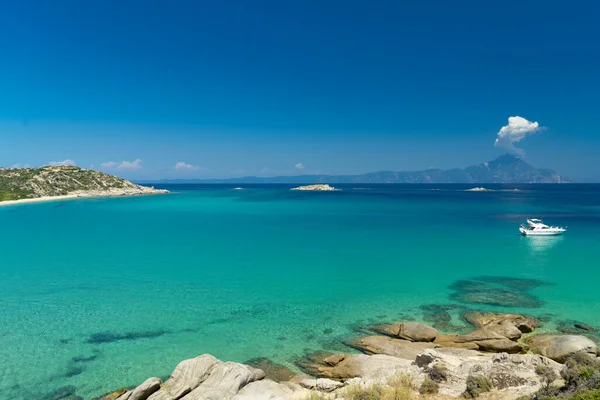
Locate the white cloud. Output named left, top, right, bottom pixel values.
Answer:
left=494, top=116, right=543, bottom=156
left=117, top=159, right=142, bottom=171
left=100, top=159, right=143, bottom=171
left=295, top=162, right=305, bottom=170
left=100, top=161, right=118, bottom=168
left=175, top=161, right=200, bottom=172
left=11, top=163, right=33, bottom=169
left=48, top=159, right=76, bottom=167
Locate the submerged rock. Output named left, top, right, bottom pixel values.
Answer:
left=525, top=334, right=599, bottom=363
left=557, top=320, right=599, bottom=336
left=244, top=357, right=296, bottom=383
left=449, top=277, right=545, bottom=308
left=94, top=389, right=127, bottom=400
left=420, top=304, right=468, bottom=332
left=43, top=386, right=79, bottom=400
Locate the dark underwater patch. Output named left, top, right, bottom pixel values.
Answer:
left=557, top=320, right=598, bottom=337
left=40, top=385, right=79, bottom=400
left=448, top=276, right=548, bottom=308
left=420, top=304, right=470, bottom=333
left=86, top=329, right=167, bottom=344
left=65, top=364, right=85, bottom=378
left=71, top=354, right=98, bottom=363
left=474, top=276, right=552, bottom=291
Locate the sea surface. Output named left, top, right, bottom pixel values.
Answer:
left=1, top=184, right=600, bottom=400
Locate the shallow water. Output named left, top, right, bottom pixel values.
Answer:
left=1, top=184, right=599, bottom=399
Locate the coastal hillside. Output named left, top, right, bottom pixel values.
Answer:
left=166, top=155, right=569, bottom=184
left=0, top=166, right=164, bottom=202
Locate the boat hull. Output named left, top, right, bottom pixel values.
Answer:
left=519, top=227, right=565, bottom=236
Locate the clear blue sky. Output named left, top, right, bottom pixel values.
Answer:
left=1, top=0, right=599, bottom=180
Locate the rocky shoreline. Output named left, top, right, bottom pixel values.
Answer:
left=86, top=312, right=599, bottom=400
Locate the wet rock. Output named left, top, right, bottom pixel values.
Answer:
left=574, top=322, right=597, bottom=332
left=129, top=377, right=161, bottom=400
left=349, top=335, right=439, bottom=359
left=525, top=334, right=599, bottom=363
left=244, top=357, right=296, bottom=383
left=147, top=354, right=219, bottom=400
left=374, top=322, right=437, bottom=342
left=94, top=389, right=128, bottom=400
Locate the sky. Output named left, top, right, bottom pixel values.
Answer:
left=0, top=0, right=599, bottom=181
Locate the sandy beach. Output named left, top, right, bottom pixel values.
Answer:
left=0, top=189, right=169, bottom=208
left=0, top=194, right=83, bottom=207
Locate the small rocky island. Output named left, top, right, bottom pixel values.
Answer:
left=0, top=166, right=168, bottom=204
left=290, top=184, right=339, bottom=191
left=92, top=312, right=600, bottom=400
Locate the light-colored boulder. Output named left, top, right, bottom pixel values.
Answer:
left=115, top=391, right=132, bottom=400
left=526, top=334, right=598, bottom=363
left=350, top=335, right=439, bottom=359
left=297, top=352, right=417, bottom=381
left=462, top=312, right=537, bottom=340
left=435, top=329, right=526, bottom=353
left=299, top=378, right=345, bottom=392
left=130, top=378, right=162, bottom=400
left=184, top=362, right=265, bottom=400
left=232, top=379, right=300, bottom=400
left=414, top=349, right=562, bottom=399
left=148, top=354, right=219, bottom=400
left=375, top=322, right=438, bottom=342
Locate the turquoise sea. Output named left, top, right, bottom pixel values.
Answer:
left=1, top=184, right=600, bottom=400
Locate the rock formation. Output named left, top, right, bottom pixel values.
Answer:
left=96, top=313, right=599, bottom=400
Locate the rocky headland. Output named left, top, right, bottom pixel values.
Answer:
left=84, top=311, right=600, bottom=400
left=0, top=166, right=168, bottom=205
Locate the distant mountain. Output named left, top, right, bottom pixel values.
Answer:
left=157, top=155, right=570, bottom=184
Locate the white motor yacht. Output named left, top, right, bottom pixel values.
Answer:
left=519, top=219, right=566, bottom=236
